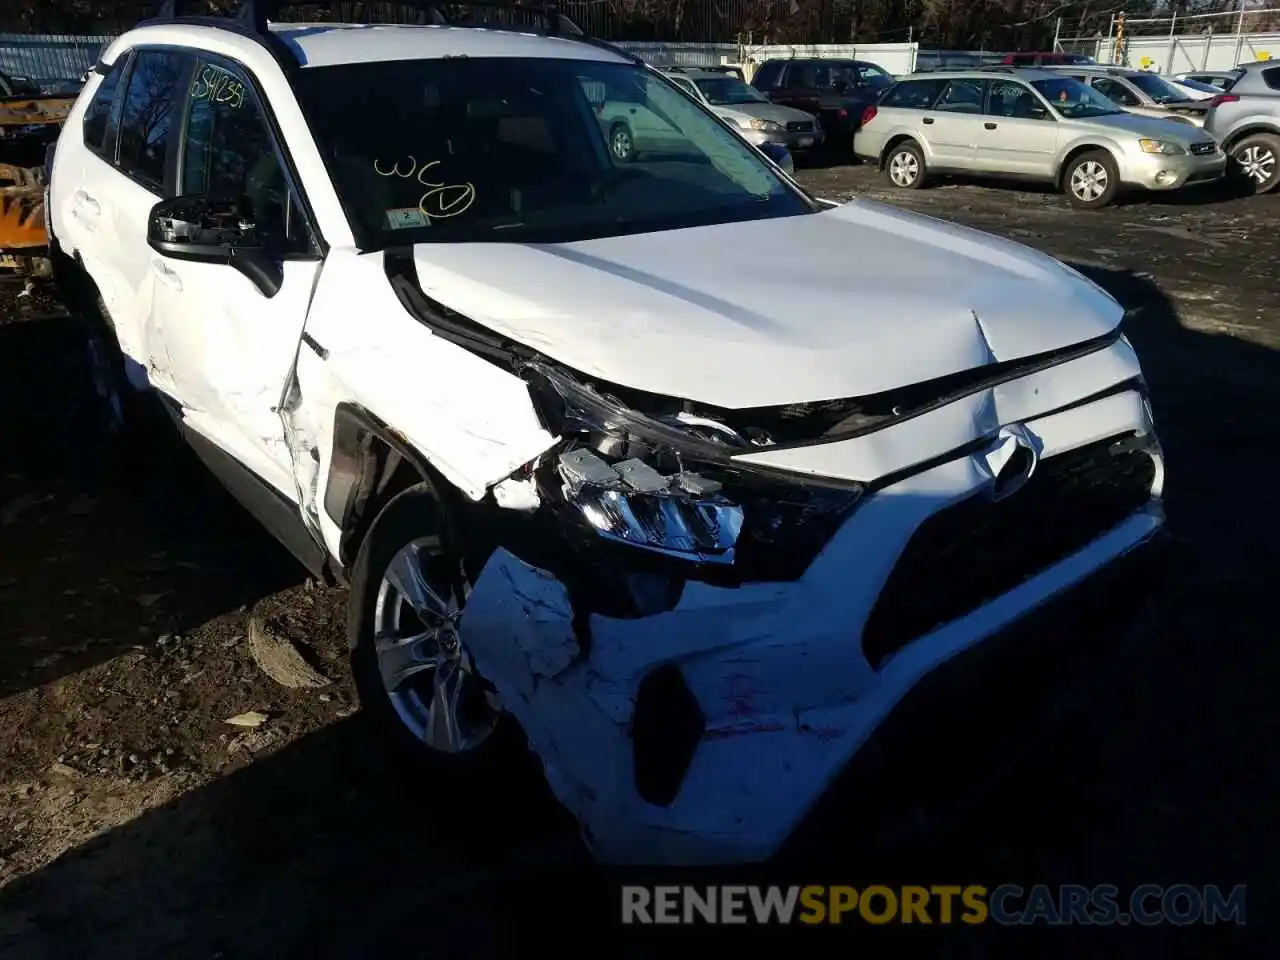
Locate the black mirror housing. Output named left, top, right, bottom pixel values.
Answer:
left=147, top=196, right=283, bottom=297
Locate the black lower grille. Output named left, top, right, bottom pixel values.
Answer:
left=1190, top=141, right=1216, bottom=156
left=786, top=120, right=815, bottom=132
left=861, top=435, right=1157, bottom=668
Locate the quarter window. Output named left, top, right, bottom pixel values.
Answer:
left=880, top=78, right=947, bottom=108
left=1263, top=66, right=1280, bottom=91
left=116, top=50, right=189, bottom=190
left=82, top=57, right=128, bottom=155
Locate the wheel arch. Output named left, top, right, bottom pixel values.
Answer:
left=1056, top=142, right=1119, bottom=188
left=1221, top=122, right=1280, bottom=155
left=323, top=402, right=465, bottom=578
left=879, top=132, right=923, bottom=169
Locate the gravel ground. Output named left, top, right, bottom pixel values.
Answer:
left=0, top=164, right=1277, bottom=957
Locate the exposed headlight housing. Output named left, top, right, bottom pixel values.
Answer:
left=523, top=364, right=864, bottom=580
left=558, top=447, right=744, bottom=563
left=1139, top=138, right=1185, bottom=155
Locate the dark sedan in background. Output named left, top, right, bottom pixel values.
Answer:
left=750, top=57, right=894, bottom=149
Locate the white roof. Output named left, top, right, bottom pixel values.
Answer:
left=267, top=22, right=627, bottom=68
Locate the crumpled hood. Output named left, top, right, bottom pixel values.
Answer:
left=410, top=199, right=1123, bottom=408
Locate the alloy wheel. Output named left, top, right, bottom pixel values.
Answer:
left=611, top=128, right=633, bottom=161
left=372, top=537, right=500, bottom=754
left=1236, top=143, right=1276, bottom=187
left=1070, top=160, right=1109, bottom=203
left=889, top=150, right=919, bottom=186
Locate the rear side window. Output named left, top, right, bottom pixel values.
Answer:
left=82, top=57, right=128, bottom=155
left=1264, top=67, right=1280, bottom=91
left=935, top=78, right=986, bottom=113
left=752, top=61, right=782, bottom=90
left=116, top=49, right=190, bottom=191
left=881, top=78, right=947, bottom=108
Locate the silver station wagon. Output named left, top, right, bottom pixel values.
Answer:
left=854, top=68, right=1225, bottom=208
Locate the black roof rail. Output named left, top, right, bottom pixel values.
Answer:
left=147, top=0, right=641, bottom=64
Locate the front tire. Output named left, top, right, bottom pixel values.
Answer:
left=349, top=484, right=518, bottom=778
left=884, top=140, right=927, bottom=189
left=1228, top=132, right=1280, bottom=194
left=608, top=122, right=635, bottom=162
left=1063, top=150, right=1119, bottom=209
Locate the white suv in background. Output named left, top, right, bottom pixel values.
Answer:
left=48, top=3, right=1167, bottom=865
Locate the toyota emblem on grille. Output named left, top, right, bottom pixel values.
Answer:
left=983, top=424, right=1040, bottom=502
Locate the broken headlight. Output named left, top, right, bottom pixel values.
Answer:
left=525, top=364, right=864, bottom=579
left=557, top=446, right=743, bottom=563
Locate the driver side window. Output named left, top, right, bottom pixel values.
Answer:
left=180, top=60, right=312, bottom=254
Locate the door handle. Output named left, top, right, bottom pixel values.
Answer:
left=984, top=122, right=998, bottom=130
left=151, top=259, right=182, bottom=291
left=922, top=117, right=934, bottom=124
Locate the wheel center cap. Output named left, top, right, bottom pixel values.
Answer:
left=437, top=625, right=461, bottom=659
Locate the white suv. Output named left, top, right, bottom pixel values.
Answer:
left=48, top=2, right=1167, bottom=865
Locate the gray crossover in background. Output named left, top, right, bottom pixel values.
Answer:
left=1203, top=60, right=1280, bottom=194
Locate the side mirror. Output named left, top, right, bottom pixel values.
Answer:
left=147, top=196, right=283, bottom=298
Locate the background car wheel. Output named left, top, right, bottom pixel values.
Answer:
left=609, top=123, right=635, bottom=162
left=1063, top=150, right=1119, bottom=209
left=1228, top=133, right=1280, bottom=195
left=349, top=484, right=525, bottom=789
left=884, top=141, right=926, bottom=189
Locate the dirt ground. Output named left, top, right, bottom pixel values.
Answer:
left=1, top=165, right=1277, bottom=957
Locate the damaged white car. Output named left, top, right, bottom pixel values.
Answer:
left=48, top=3, right=1165, bottom=864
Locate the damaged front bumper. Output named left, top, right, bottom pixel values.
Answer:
left=459, top=381, right=1166, bottom=865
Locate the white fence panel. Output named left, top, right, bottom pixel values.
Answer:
left=1097, top=32, right=1280, bottom=73
left=615, top=40, right=919, bottom=77
left=613, top=41, right=738, bottom=68
left=744, top=42, right=918, bottom=76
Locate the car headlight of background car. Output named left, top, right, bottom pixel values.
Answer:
left=1138, top=138, right=1186, bottom=155
left=731, top=117, right=784, bottom=132
left=522, top=363, right=863, bottom=580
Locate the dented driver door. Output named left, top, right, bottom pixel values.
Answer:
left=145, top=58, right=321, bottom=501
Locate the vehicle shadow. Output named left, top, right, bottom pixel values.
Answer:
left=0, top=308, right=306, bottom=700
left=923, top=173, right=1255, bottom=208
left=0, top=266, right=1272, bottom=956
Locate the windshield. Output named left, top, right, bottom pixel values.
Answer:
left=292, top=58, right=813, bottom=249
left=693, top=77, right=767, bottom=105
left=1031, top=77, right=1124, bottom=118
left=1129, top=72, right=1190, bottom=103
